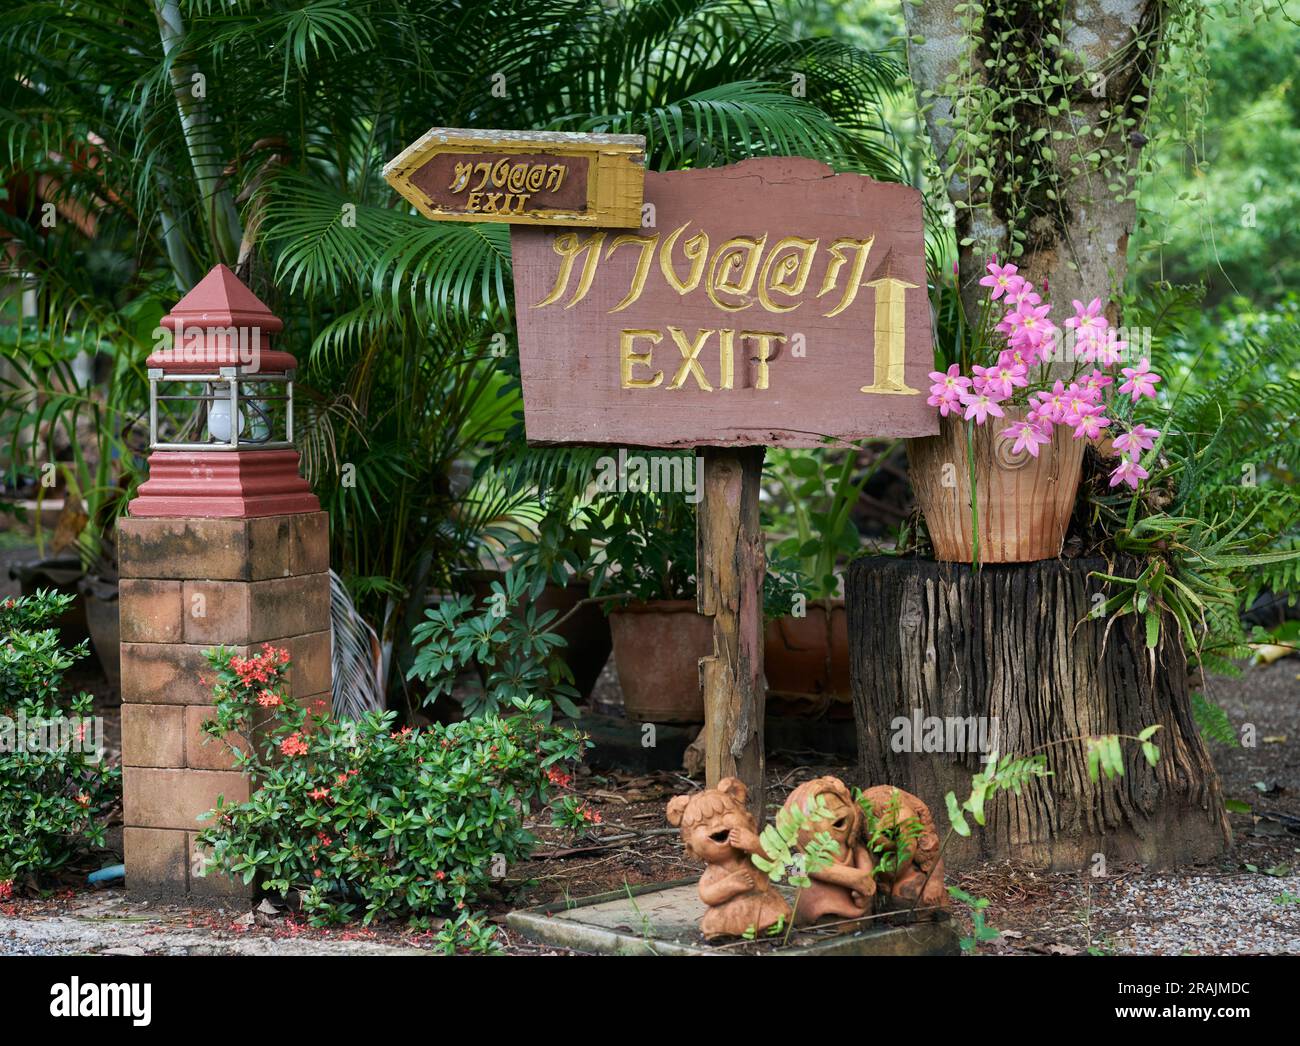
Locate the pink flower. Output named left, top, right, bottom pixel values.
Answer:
left=1001, top=420, right=1052, bottom=458
left=1113, top=423, right=1160, bottom=455
left=1094, top=329, right=1128, bottom=367
left=1072, top=411, right=1110, bottom=440
left=1064, top=299, right=1109, bottom=357
left=1030, top=381, right=1068, bottom=425
left=1003, top=304, right=1056, bottom=352
left=979, top=260, right=1024, bottom=301
left=1058, top=383, right=1100, bottom=425
left=991, top=359, right=1029, bottom=394
left=1118, top=358, right=1161, bottom=401
left=1079, top=369, right=1113, bottom=393
left=999, top=344, right=1040, bottom=370
left=927, top=365, right=972, bottom=418
left=960, top=390, right=1005, bottom=425
left=1005, top=282, right=1042, bottom=308
left=1109, top=456, right=1150, bottom=489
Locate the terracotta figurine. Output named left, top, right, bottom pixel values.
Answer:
left=666, top=777, right=792, bottom=940
left=858, top=784, right=949, bottom=909
left=781, top=776, right=877, bottom=924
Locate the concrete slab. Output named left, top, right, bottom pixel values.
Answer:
left=507, top=880, right=961, bottom=955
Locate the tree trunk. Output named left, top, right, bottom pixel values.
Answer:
left=848, top=555, right=1230, bottom=870
left=905, top=0, right=1161, bottom=321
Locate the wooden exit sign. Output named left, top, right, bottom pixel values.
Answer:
left=384, top=128, right=645, bottom=227
left=510, top=157, right=937, bottom=447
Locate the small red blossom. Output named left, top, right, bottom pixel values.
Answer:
left=307, top=787, right=331, bottom=801
left=279, top=732, right=309, bottom=757
left=74, top=793, right=90, bottom=808
left=257, top=690, right=282, bottom=708
left=0, top=880, right=13, bottom=901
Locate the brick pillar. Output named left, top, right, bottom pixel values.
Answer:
left=118, top=512, right=331, bottom=899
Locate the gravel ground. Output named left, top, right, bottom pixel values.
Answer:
left=1099, top=873, right=1300, bottom=955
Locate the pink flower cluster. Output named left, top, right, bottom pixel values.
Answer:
left=926, top=259, right=1163, bottom=490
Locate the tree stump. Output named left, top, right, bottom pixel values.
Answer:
left=847, top=556, right=1230, bottom=871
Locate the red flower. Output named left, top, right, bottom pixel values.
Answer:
left=74, top=793, right=90, bottom=808
left=546, top=768, right=573, bottom=789
left=257, top=690, right=282, bottom=708
left=0, top=880, right=13, bottom=901
left=434, top=871, right=446, bottom=881
left=307, top=787, right=331, bottom=801
left=279, top=733, right=308, bottom=757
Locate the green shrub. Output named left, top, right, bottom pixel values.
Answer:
left=195, top=643, right=587, bottom=944
left=0, top=591, right=119, bottom=890
left=406, top=567, right=581, bottom=720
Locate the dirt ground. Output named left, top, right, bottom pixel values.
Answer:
left=1, top=576, right=1296, bottom=955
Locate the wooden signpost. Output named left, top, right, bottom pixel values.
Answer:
left=510, top=156, right=934, bottom=817
left=384, top=128, right=645, bottom=228
left=387, top=132, right=934, bottom=819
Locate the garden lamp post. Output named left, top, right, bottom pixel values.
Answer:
left=118, top=264, right=330, bottom=900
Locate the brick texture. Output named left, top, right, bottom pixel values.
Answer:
left=184, top=705, right=249, bottom=771
left=120, top=704, right=184, bottom=767
left=118, top=580, right=184, bottom=643
left=180, top=573, right=330, bottom=645
left=124, top=827, right=188, bottom=894
left=123, top=767, right=250, bottom=831
left=292, top=511, right=330, bottom=575
left=118, top=510, right=331, bottom=898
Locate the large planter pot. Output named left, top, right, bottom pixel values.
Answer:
left=609, top=600, right=712, bottom=723
left=468, top=571, right=612, bottom=701
left=907, top=408, right=1085, bottom=563
left=764, top=600, right=852, bottom=713
left=79, top=575, right=121, bottom=690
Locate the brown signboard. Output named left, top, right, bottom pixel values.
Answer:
left=510, top=157, right=937, bottom=447
left=385, top=128, right=645, bottom=227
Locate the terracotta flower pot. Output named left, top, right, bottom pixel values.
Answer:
left=609, top=600, right=713, bottom=723
left=907, top=407, right=1085, bottom=563
left=764, top=600, right=852, bottom=712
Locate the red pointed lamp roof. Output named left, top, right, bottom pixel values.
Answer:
left=150, top=264, right=296, bottom=373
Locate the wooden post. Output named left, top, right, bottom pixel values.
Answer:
left=697, top=446, right=766, bottom=820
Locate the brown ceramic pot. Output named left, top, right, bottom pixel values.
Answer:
left=763, top=600, right=851, bottom=712
left=907, top=407, right=1085, bottom=563
left=609, top=600, right=712, bottom=723
left=79, top=575, right=121, bottom=689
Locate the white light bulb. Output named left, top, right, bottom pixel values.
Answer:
left=207, top=395, right=244, bottom=442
